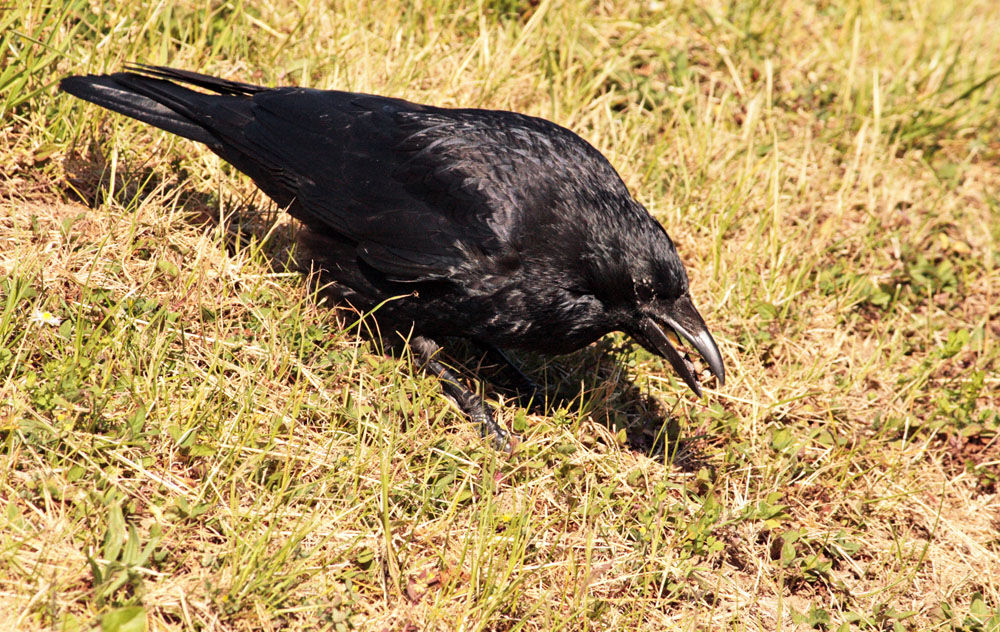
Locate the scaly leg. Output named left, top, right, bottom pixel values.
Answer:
left=411, top=336, right=511, bottom=451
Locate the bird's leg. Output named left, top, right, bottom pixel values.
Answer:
left=476, top=342, right=545, bottom=408
left=411, top=336, right=511, bottom=451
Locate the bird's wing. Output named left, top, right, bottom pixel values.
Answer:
left=235, top=90, right=503, bottom=281
left=236, top=90, right=602, bottom=282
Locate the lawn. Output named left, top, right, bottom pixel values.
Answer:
left=1, top=0, right=998, bottom=630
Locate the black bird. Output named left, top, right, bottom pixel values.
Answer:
left=60, top=65, right=725, bottom=448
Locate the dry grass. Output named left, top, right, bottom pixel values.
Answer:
left=1, top=0, right=999, bottom=630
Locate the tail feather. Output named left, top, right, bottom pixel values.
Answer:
left=61, top=66, right=302, bottom=210
left=59, top=74, right=218, bottom=145
left=59, top=65, right=265, bottom=148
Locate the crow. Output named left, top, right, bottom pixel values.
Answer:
left=60, top=64, right=726, bottom=449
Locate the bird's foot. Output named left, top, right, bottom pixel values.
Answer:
left=413, top=336, right=513, bottom=452
left=463, top=395, right=512, bottom=452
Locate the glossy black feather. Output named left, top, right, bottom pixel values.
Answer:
left=60, top=65, right=724, bottom=420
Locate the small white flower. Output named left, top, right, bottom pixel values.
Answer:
left=31, top=310, right=62, bottom=327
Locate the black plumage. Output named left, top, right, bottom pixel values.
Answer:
left=60, top=65, right=725, bottom=448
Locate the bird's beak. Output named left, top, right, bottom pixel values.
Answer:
left=638, top=295, right=725, bottom=397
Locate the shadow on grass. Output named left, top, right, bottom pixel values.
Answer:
left=61, top=141, right=218, bottom=218
left=62, top=147, right=704, bottom=469
left=467, top=342, right=708, bottom=470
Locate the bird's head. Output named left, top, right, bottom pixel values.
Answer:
left=615, top=219, right=726, bottom=397
left=572, top=192, right=726, bottom=396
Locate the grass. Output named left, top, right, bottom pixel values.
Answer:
left=1, top=0, right=999, bottom=629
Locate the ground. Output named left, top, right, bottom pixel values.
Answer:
left=1, top=1, right=998, bottom=630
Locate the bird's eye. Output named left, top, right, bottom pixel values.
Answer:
left=635, top=281, right=655, bottom=303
